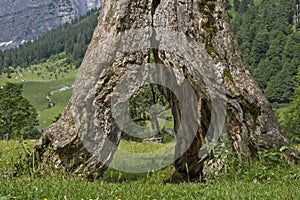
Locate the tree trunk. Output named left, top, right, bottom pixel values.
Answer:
left=32, top=0, right=298, bottom=181
left=149, top=84, right=161, bottom=139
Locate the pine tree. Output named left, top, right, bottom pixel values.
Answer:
left=282, top=67, right=300, bottom=138
left=0, top=83, right=39, bottom=139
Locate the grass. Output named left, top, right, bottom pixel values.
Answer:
left=23, top=80, right=75, bottom=130
left=0, top=53, right=77, bottom=130
left=22, top=79, right=74, bottom=110
left=1, top=175, right=300, bottom=199
left=0, top=140, right=34, bottom=174
left=38, top=88, right=73, bottom=130
left=0, top=140, right=300, bottom=199
left=110, top=140, right=175, bottom=173
left=0, top=53, right=77, bottom=85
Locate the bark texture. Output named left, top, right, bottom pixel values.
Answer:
left=32, top=0, right=297, bottom=181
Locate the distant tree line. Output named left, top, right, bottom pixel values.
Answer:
left=229, top=0, right=300, bottom=104
left=0, top=9, right=99, bottom=75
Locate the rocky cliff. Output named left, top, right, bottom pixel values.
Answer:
left=0, top=0, right=101, bottom=50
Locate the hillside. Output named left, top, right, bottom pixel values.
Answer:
left=0, top=0, right=101, bottom=50
left=0, top=53, right=77, bottom=130
left=0, top=9, right=99, bottom=74
left=228, top=0, right=300, bottom=104
left=0, top=10, right=100, bottom=130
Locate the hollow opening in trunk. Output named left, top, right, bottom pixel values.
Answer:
left=122, top=83, right=175, bottom=143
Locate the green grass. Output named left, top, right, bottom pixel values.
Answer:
left=22, top=79, right=74, bottom=111
left=23, top=80, right=75, bottom=130
left=0, top=53, right=78, bottom=130
left=1, top=175, right=300, bottom=200
left=37, top=88, right=74, bottom=130
left=0, top=53, right=77, bottom=85
left=0, top=140, right=34, bottom=174
left=110, top=140, right=175, bottom=173
left=1, top=140, right=300, bottom=199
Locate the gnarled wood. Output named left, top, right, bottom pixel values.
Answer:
left=32, top=0, right=298, bottom=181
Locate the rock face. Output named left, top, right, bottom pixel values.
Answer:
left=32, top=0, right=297, bottom=181
left=0, top=0, right=102, bottom=50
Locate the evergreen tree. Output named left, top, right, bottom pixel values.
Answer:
left=265, top=31, right=300, bottom=102
left=0, top=83, right=39, bottom=139
left=229, top=0, right=300, bottom=103
left=282, top=67, right=300, bottom=137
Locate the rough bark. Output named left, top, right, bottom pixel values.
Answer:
left=32, top=0, right=298, bottom=181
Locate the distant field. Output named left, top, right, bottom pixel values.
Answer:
left=22, top=79, right=74, bottom=110
left=38, top=88, right=74, bottom=130
left=0, top=53, right=78, bottom=130
left=0, top=53, right=77, bottom=85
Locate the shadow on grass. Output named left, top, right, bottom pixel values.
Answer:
left=101, top=166, right=174, bottom=183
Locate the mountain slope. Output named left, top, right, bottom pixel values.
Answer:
left=0, top=0, right=101, bottom=50
left=0, top=9, right=100, bottom=130
left=0, top=9, right=99, bottom=74
left=229, top=0, right=300, bottom=104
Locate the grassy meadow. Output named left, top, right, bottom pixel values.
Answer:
left=0, top=140, right=300, bottom=199
left=0, top=53, right=78, bottom=130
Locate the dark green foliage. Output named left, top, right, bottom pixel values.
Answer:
left=0, top=83, right=39, bottom=139
left=226, top=0, right=232, bottom=10
left=233, top=0, right=240, bottom=11
left=250, top=29, right=269, bottom=67
left=265, top=31, right=300, bottom=103
left=229, top=0, right=300, bottom=103
left=281, top=68, right=300, bottom=137
left=129, top=85, right=166, bottom=122
left=123, top=84, right=170, bottom=141
left=0, top=10, right=99, bottom=73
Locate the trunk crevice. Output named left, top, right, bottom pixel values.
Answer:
left=31, top=0, right=299, bottom=182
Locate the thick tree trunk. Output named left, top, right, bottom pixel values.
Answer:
left=32, top=0, right=298, bottom=181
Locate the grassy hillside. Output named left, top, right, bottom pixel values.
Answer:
left=0, top=53, right=78, bottom=130
left=0, top=10, right=98, bottom=131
